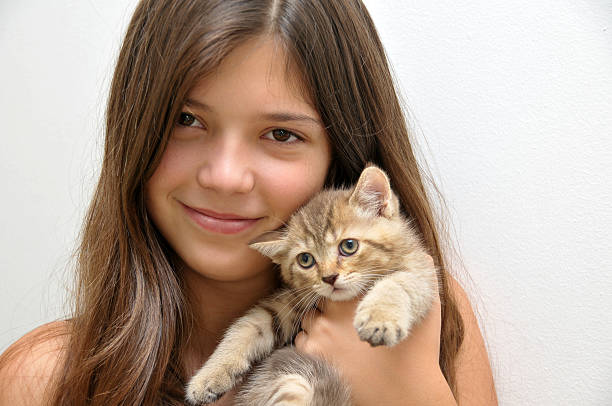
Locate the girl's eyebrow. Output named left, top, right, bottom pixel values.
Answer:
left=185, top=98, right=213, bottom=112
left=185, top=98, right=322, bottom=126
left=260, top=112, right=322, bottom=126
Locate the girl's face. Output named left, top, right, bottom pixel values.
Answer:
left=146, top=36, right=332, bottom=282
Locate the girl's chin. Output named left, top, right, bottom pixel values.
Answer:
left=180, top=253, right=275, bottom=283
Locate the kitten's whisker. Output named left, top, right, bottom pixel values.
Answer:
left=289, top=292, right=317, bottom=339
left=274, top=287, right=315, bottom=317
left=274, top=286, right=312, bottom=298
left=269, top=288, right=318, bottom=341
left=297, top=292, right=320, bottom=331
left=275, top=290, right=320, bottom=339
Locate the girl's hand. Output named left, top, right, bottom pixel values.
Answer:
left=294, top=262, right=456, bottom=405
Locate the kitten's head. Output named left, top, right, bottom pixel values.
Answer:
left=250, top=165, right=416, bottom=301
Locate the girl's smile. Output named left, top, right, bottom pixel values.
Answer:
left=180, top=202, right=263, bottom=235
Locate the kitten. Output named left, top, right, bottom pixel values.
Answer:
left=185, top=165, right=438, bottom=405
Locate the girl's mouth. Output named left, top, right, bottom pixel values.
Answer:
left=181, top=203, right=263, bottom=235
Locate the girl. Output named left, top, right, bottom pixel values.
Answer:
left=0, top=0, right=496, bottom=404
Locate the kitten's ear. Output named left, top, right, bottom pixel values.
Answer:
left=249, top=231, right=288, bottom=264
left=349, top=165, right=397, bottom=218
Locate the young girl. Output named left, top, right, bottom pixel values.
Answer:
left=0, top=0, right=496, bottom=404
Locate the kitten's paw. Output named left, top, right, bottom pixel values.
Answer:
left=353, top=304, right=410, bottom=347
left=185, top=366, right=233, bottom=405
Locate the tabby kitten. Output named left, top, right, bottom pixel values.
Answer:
left=186, top=166, right=438, bottom=405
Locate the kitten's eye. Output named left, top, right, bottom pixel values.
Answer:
left=296, top=253, right=316, bottom=269
left=339, top=239, right=359, bottom=256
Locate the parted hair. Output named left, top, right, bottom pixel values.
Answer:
left=1, top=0, right=464, bottom=404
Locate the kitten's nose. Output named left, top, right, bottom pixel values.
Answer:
left=322, top=273, right=339, bottom=286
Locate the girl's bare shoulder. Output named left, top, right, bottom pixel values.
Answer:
left=0, top=320, right=70, bottom=405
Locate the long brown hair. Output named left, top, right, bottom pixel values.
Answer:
left=46, top=0, right=464, bottom=404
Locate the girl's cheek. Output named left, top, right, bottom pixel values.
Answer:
left=259, top=161, right=327, bottom=213
left=154, top=140, right=204, bottom=183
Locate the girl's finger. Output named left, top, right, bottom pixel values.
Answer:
left=294, top=327, right=323, bottom=356
left=293, top=330, right=307, bottom=349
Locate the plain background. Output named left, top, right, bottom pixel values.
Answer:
left=1, top=1, right=611, bottom=404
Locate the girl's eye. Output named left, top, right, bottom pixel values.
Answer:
left=339, top=239, right=359, bottom=256
left=177, top=112, right=203, bottom=128
left=263, top=129, right=302, bottom=143
left=296, top=252, right=316, bottom=269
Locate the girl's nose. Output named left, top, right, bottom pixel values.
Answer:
left=196, top=134, right=255, bottom=195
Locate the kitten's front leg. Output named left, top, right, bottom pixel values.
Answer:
left=185, top=306, right=277, bottom=405
left=354, top=257, right=437, bottom=347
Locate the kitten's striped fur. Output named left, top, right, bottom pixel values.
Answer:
left=186, top=166, right=437, bottom=405
left=235, top=348, right=351, bottom=406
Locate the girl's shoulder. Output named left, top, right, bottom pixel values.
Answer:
left=0, top=320, right=70, bottom=405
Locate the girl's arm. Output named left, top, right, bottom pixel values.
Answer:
left=450, top=277, right=498, bottom=405
left=295, top=279, right=497, bottom=405
left=0, top=322, right=68, bottom=406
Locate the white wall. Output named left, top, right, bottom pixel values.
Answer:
left=2, top=1, right=611, bottom=404
left=1, top=0, right=138, bottom=348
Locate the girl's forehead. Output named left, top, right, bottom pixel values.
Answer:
left=186, top=35, right=315, bottom=113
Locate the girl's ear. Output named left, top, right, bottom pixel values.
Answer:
left=248, top=231, right=288, bottom=264
left=349, top=165, right=396, bottom=218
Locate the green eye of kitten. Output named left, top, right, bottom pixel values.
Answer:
left=297, top=253, right=315, bottom=269
left=339, top=239, right=359, bottom=256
